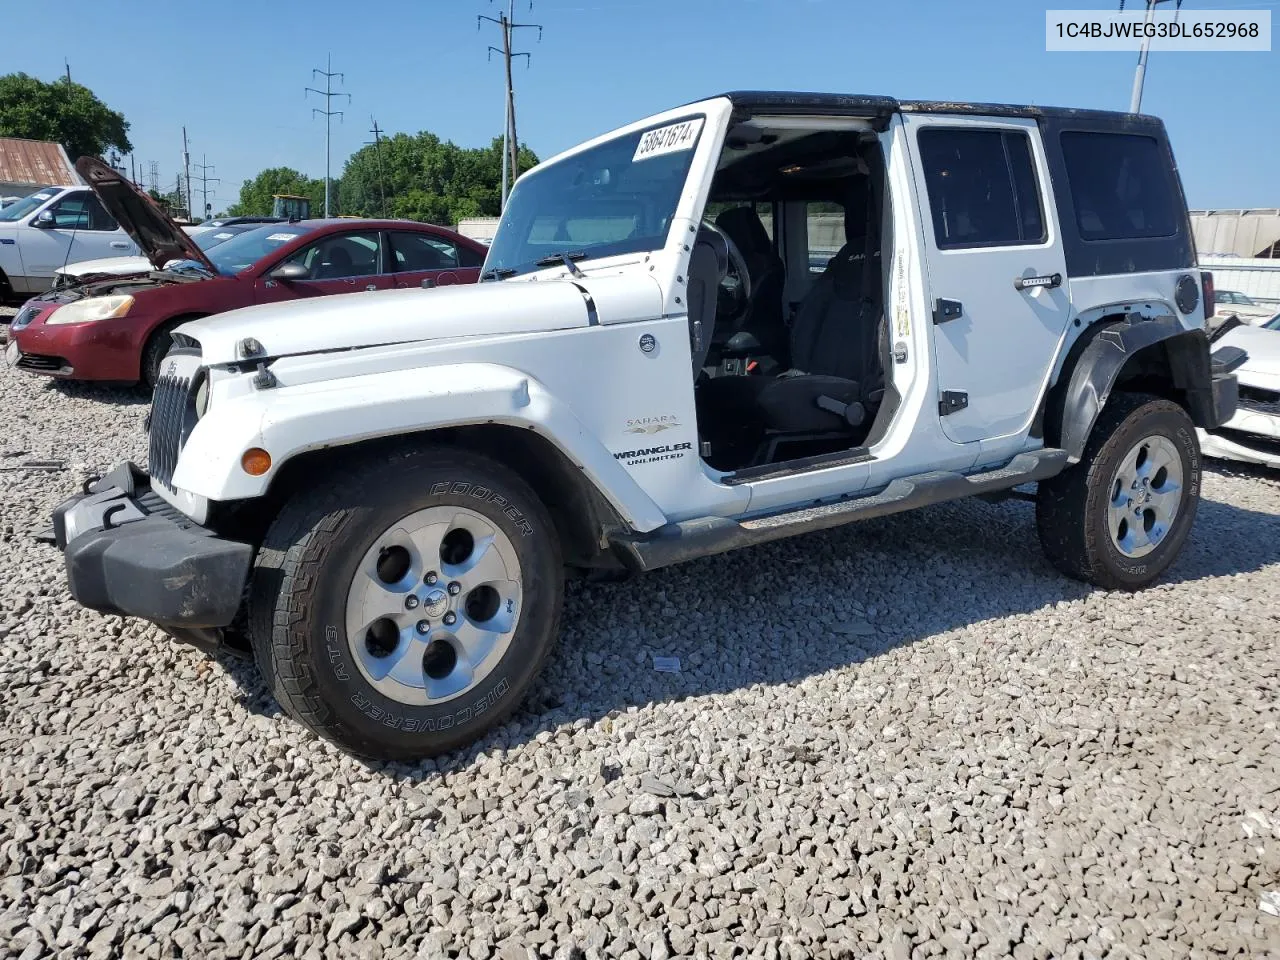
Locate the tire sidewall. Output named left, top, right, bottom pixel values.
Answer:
left=1088, top=401, right=1200, bottom=587
left=291, top=461, right=560, bottom=753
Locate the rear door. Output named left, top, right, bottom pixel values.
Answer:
left=387, top=230, right=479, bottom=289
left=904, top=115, right=1071, bottom=444
left=254, top=229, right=393, bottom=303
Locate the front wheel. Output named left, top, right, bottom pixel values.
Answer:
left=1036, top=393, right=1200, bottom=591
left=248, top=446, right=563, bottom=760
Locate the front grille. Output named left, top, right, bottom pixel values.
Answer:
left=149, top=371, right=192, bottom=488
left=15, top=353, right=69, bottom=373
left=1238, top=385, right=1280, bottom=416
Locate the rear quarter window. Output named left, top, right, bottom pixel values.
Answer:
left=1059, top=132, right=1178, bottom=241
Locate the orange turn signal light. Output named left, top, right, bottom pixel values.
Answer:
left=241, top=448, right=272, bottom=476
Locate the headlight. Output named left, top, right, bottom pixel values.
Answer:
left=193, top=373, right=210, bottom=419
left=45, top=295, right=135, bottom=326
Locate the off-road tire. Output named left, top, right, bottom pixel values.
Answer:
left=1036, top=392, right=1200, bottom=591
left=248, top=446, right=563, bottom=760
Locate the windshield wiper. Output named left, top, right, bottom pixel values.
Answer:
left=481, top=267, right=517, bottom=281
left=534, top=250, right=589, bottom=277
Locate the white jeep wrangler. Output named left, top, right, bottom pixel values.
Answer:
left=52, top=92, right=1241, bottom=760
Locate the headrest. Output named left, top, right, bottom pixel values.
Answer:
left=715, top=205, right=772, bottom=259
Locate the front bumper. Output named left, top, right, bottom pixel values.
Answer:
left=53, top=462, right=252, bottom=629
left=10, top=312, right=144, bottom=381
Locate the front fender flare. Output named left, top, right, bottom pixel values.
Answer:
left=170, top=362, right=669, bottom=532
left=1053, top=315, right=1220, bottom=462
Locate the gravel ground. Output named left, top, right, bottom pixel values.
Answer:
left=1, top=360, right=1278, bottom=960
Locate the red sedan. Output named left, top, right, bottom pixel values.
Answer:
left=7, top=158, right=486, bottom=386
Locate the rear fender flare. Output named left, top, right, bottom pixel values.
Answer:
left=1052, top=314, right=1212, bottom=462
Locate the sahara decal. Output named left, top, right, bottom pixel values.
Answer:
left=625, top=415, right=682, bottom=435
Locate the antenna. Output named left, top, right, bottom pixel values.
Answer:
left=479, top=1, right=542, bottom=209
left=306, top=54, right=351, bottom=217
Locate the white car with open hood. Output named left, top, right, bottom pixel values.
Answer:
left=1200, top=313, right=1280, bottom=468
left=49, top=91, right=1240, bottom=760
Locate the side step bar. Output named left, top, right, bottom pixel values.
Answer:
left=611, top=448, right=1068, bottom=572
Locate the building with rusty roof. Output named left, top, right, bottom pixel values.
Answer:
left=0, top=137, right=82, bottom=197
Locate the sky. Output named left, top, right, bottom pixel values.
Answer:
left=3, top=0, right=1276, bottom=214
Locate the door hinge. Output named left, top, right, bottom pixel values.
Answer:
left=932, top=298, right=963, bottom=325
left=939, top=390, right=968, bottom=416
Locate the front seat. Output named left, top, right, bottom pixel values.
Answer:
left=696, top=194, right=883, bottom=465
left=317, top=245, right=353, bottom=279
left=686, top=224, right=729, bottom=374
left=713, top=206, right=788, bottom=364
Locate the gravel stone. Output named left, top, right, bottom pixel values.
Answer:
left=1, top=360, right=1278, bottom=957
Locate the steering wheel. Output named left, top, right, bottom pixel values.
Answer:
left=702, top=221, right=751, bottom=331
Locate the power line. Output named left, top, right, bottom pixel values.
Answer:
left=1123, top=0, right=1182, bottom=113
left=182, top=127, right=192, bottom=223
left=147, top=161, right=159, bottom=195
left=479, top=1, right=542, bottom=209
left=194, top=154, right=220, bottom=222
left=306, top=54, right=351, bottom=217
left=366, top=117, right=389, bottom=219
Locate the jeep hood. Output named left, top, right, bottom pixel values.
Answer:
left=75, top=157, right=217, bottom=274
left=176, top=273, right=664, bottom=366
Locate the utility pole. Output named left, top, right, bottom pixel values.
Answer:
left=65, top=60, right=72, bottom=86
left=182, top=127, right=192, bottom=222
left=194, top=155, right=220, bottom=222
left=1126, top=0, right=1179, bottom=114
left=480, top=2, right=541, bottom=209
left=366, top=118, right=389, bottom=219
left=306, top=54, right=351, bottom=217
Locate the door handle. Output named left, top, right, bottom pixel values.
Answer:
left=110, top=241, right=129, bottom=249
left=1014, top=273, right=1062, bottom=291
left=365, top=283, right=378, bottom=292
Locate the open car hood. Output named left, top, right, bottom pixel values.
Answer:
left=1219, top=323, right=1280, bottom=382
left=75, top=157, right=218, bottom=274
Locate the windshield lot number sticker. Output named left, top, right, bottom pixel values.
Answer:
left=633, top=118, right=704, bottom=161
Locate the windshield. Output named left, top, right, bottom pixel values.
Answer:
left=1264, top=311, right=1280, bottom=331
left=192, top=225, right=253, bottom=251
left=484, top=116, right=705, bottom=276
left=0, top=187, right=62, bottom=222
left=203, top=224, right=313, bottom=275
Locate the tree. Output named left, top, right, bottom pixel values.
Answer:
left=339, top=133, right=537, bottom=226
left=227, top=167, right=328, bottom=218
left=0, top=72, right=131, bottom=160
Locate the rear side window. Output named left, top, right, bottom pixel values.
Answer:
left=918, top=128, right=1046, bottom=249
left=1060, top=132, right=1177, bottom=241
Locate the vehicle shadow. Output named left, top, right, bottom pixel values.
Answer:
left=45, top=379, right=151, bottom=406
left=222, top=474, right=1280, bottom=776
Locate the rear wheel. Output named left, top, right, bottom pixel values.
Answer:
left=248, top=446, right=563, bottom=760
left=1037, top=393, right=1200, bottom=591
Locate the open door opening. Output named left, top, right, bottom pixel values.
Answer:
left=690, top=119, right=897, bottom=476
